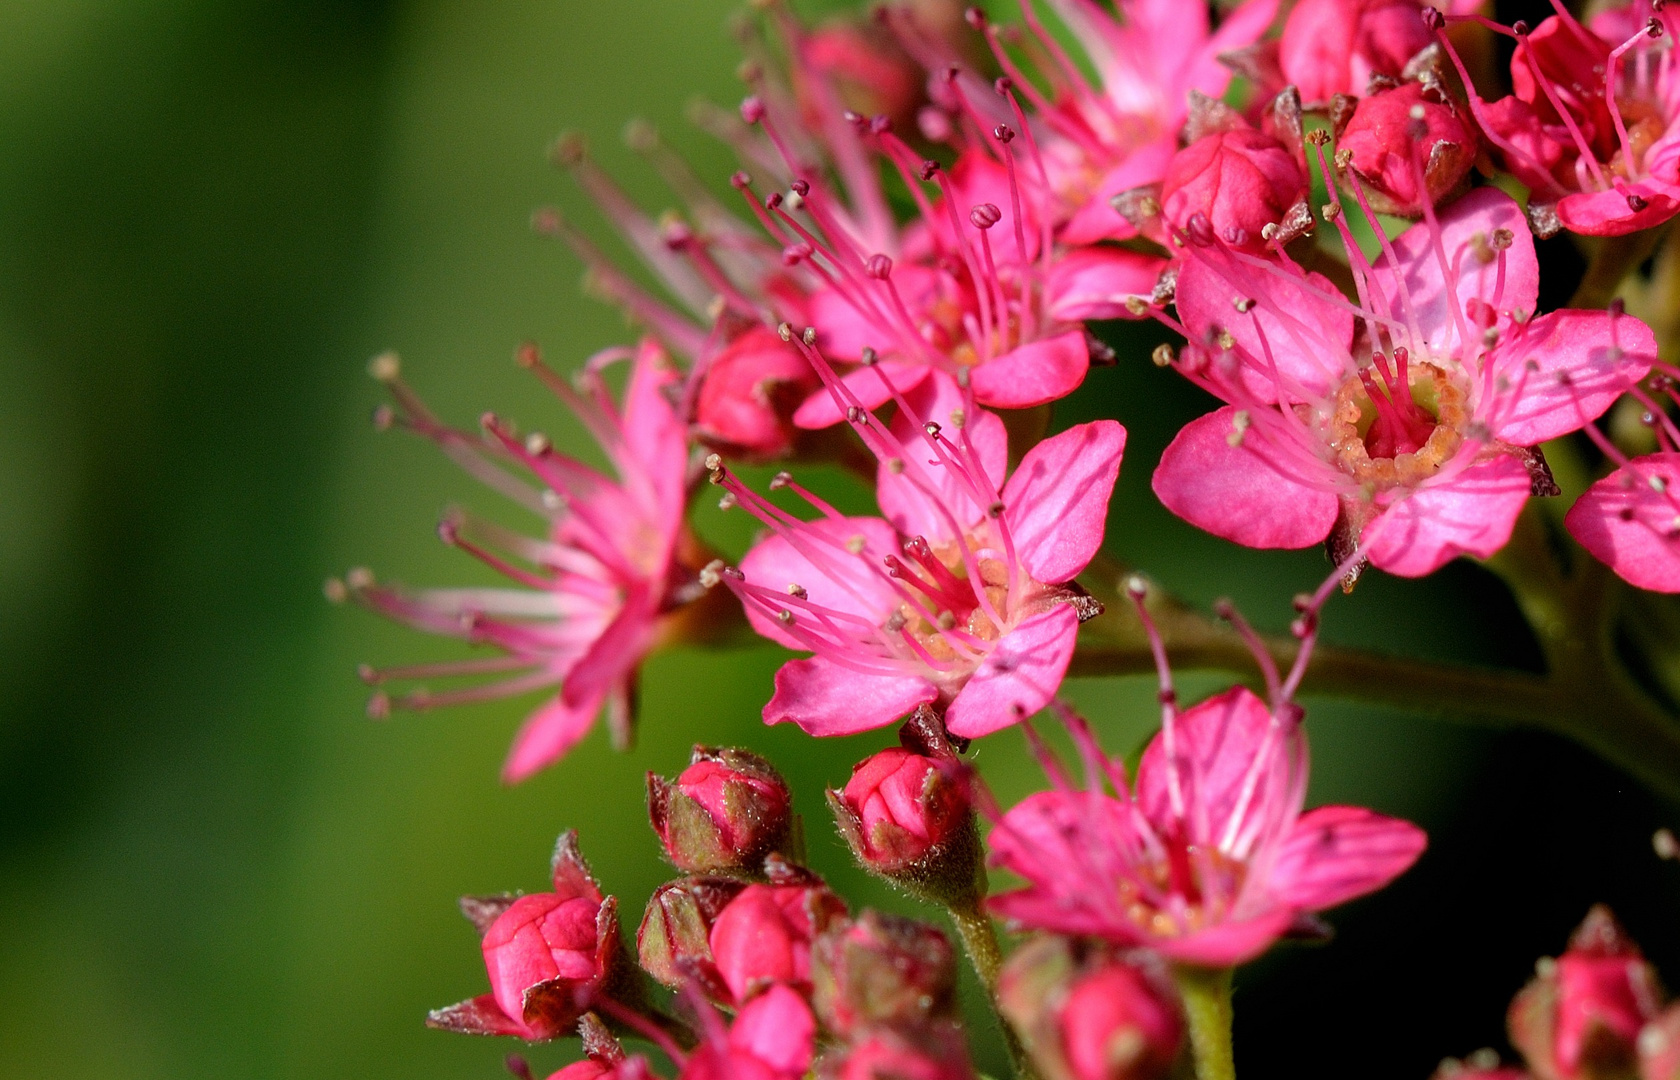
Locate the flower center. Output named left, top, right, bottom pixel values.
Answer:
left=1325, top=355, right=1469, bottom=489
left=1116, top=843, right=1249, bottom=938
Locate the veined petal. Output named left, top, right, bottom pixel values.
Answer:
left=1150, top=909, right=1297, bottom=968
left=878, top=374, right=1007, bottom=544
left=1489, top=309, right=1656, bottom=445
left=1363, top=454, right=1532, bottom=577
left=739, top=517, right=903, bottom=649
left=1135, top=686, right=1292, bottom=848
left=793, top=360, right=931, bottom=429
left=1270, top=805, right=1427, bottom=911
left=502, top=692, right=602, bottom=784
left=1047, top=247, right=1166, bottom=322
left=969, top=330, right=1090, bottom=409
left=1002, top=420, right=1126, bottom=583
left=1566, top=454, right=1680, bottom=593
left=946, top=604, right=1081, bottom=738
left=763, top=657, right=936, bottom=736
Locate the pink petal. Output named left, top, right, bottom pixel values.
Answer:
left=1565, top=453, right=1680, bottom=593
left=1152, top=407, right=1339, bottom=549
left=1557, top=182, right=1680, bottom=237
left=763, top=657, right=936, bottom=736
left=946, top=604, right=1081, bottom=738
left=730, top=984, right=816, bottom=1075
left=502, top=692, right=602, bottom=783
left=1002, top=420, right=1127, bottom=583
left=1370, top=187, right=1538, bottom=358
left=1182, top=0, right=1281, bottom=99
left=877, top=374, right=1008, bottom=544
left=1270, top=805, right=1427, bottom=911
left=620, top=338, right=689, bottom=526
left=1136, top=686, right=1292, bottom=847
left=1490, top=309, right=1656, bottom=445
left=1175, top=253, right=1353, bottom=401
left=1047, top=246, right=1166, bottom=321
left=1362, top=454, right=1533, bottom=577
left=559, top=595, right=655, bottom=712
left=738, top=517, right=904, bottom=649
left=969, top=330, right=1090, bottom=409
left=987, top=888, right=1136, bottom=941
left=1150, top=909, right=1298, bottom=968
left=1058, top=141, right=1177, bottom=245
left=792, top=360, right=930, bottom=429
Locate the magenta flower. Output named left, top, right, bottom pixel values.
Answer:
left=428, top=833, right=621, bottom=1041
left=680, top=984, right=816, bottom=1080
left=1277, top=0, right=1441, bottom=103
left=987, top=686, right=1426, bottom=967
left=1151, top=185, right=1655, bottom=578
left=712, top=346, right=1123, bottom=738
left=341, top=340, right=694, bottom=781
left=1443, top=2, right=1680, bottom=236
left=1567, top=452, right=1680, bottom=592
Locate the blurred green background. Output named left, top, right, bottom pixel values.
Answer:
left=1, top=2, right=1676, bottom=1077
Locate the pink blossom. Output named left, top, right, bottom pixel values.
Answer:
left=1440, top=3, right=1680, bottom=236
left=341, top=340, right=694, bottom=781
left=708, top=878, right=847, bottom=1004
left=1278, top=0, right=1438, bottom=102
left=693, top=327, right=819, bottom=460
left=986, top=606, right=1425, bottom=967
left=1151, top=185, right=1654, bottom=579
left=1158, top=127, right=1307, bottom=253
left=1567, top=452, right=1680, bottom=593
left=711, top=344, right=1123, bottom=738
left=428, top=833, right=621, bottom=1041
left=680, top=984, right=816, bottom=1080
left=1058, top=962, right=1183, bottom=1080
left=837, top=746, right=970, bottom=871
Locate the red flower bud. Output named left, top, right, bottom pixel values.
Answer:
left=1338, top=82, right=1474, bottom=215
left=649, top=746, right=794, bottom=874
left=999, top=936, right=1182, bottom=1080
left=1510, top=906, right=1663, bottom=1080
left=428, top=833, right=624, bottom=1041
left=695, top=329, right=819, bottom=461
left=812, top=910, right=959, bottom=1037
left=636, top=876, right=746, bottom=1003
left=1160, top=130, right=1306, bottom=253
left=835, top=747, right=969, bottom=872
left=1279, top=0, right=1434, bottom=102
left=681, top=984, right=817, bottom=1080
left=817, top=1021, right=979, bottom=1080
left=709, top=877, right=847, bottom=1004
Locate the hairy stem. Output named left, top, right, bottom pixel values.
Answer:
left=947, top=900, right=1040, bottom=1080
left=1175, top=966, right=1236, bottom=1080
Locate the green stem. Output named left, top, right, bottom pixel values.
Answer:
left=947, top=900, right=1040, bottom=1080
left=1568, top=225, right=1670, bottom=310
left=1174, top=966, right=1236, bottom=1080
left=1074, top=556, right=1680, bottom=800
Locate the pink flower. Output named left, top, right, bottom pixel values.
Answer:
left=708, top=877, right=847, bottom=1004
left=1441, top=3, right=1680, bottom=236
left=987, top=657, right=1425, bottom=966
left=834, top=746, right=971, bottom=872
left=428, top=833, right=621, bottom=1040
left=1151, top=184, right=1654, bottom=578
left=340, top=340, right=694, bottom=781
left=1337, top=81, right=1476, bottom=215
left=711, top=346, right=1123, bottom=739
left=1158, top=127, right=1308, bottom=253
left=648, top=746, right=794, bottom=874
left=694, top=327, right=820, bottom=460
left=1278, top=0, right=1439, bottom=102
left=680, top=984, right=817, bottom=1080
left=1509, top=906, right=1663, bottom=1080
left=1567, top=452, right=1680, bottom=593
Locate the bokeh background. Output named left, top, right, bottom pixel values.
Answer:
left=1, top=2, right=1677, bottom=1077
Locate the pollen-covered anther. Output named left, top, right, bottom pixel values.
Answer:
left=988, top=500, right=1005, bottom=518
left=699, top=560, right=725, bottom=589
left=970, top=203, right=1003, bottom=229
left=1126, top=296, right=1150, bottom=315
left=1321, top=202, right=1342, bottom=221
left=860, top=347, right=878, bottom=367
left=777, top=322, right=794, bottom=341
left=1233, top=297, right=1255, bottom=313
left=785, top=583, right=808, bottom=600
left=524, top=432, right=551, bottom=456
left=1152, top=343, right=1176, bottom=367
left=777, top=609, right=796, bottom=626
left=718, top=491, right=738, bottom=511
left=769, top=471, right=793, bottom=491
left=845, top=535, right=867, bottom=555
left=1123, top=574, right=1149, bottom=600
left=368, top=351, right=401, bottom=382
left=704, top=452, right=724, bottom=474
left=802, top=327, right=817, bottom=346
left=1226, top=410, right=1251, bottom=447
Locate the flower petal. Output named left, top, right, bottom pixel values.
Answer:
left=621, top=338, right=689, bottom=528
left=1270, top=805, right=1427, bottom=911
left=739, top=517, right=903, bottom=649
left=1565, top=453, right=1680, bottom=593
left=946, top=604, right=1081, bottom=738
left=1002, top=419, right=1126, bottom=583
left=969, top=329, right=1090, bottom=409
left=730, top=984, right=816, bottom=1075
left=763, top=657, right=936, bottom=736
left=877, top=374, right=1008, bottom=544
left=1489, top=309, right=1656, bottom=446
left=1370, top=186, right=1537, bottom=357
left=1152, top=407, right=1338, bottom=549
left=1557, top=182, right=1680, bottom=237
left=1135, top=686, right=1295, bottom=848
left=1362, top=454, right=1532, bottom=577
left=1047, top=246, right=1165, bottom=321
left=1151, top=909, right=1298, bottom=968
left=502, top=692, right=602, bottom=784
left=792, top=360, right=930, bottom=429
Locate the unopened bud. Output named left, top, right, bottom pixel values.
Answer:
left=812, top=910, right=958, bottom=1036
left=1338, top=82, right=1473, bottom=216
left=636, top=876, right=744, bottom=1002
left=648, top=746, right=795, bottom=875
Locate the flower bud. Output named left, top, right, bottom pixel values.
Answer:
left=1279, top=0, right=1434, bottom=102
left=1510, top=906, right=1663, bottom=1080
left=694, top=329, right=820, bottom=461
left=817, top=1021, right=979, bottom=1080
left=998, top=936, right=1182, bottom=1080
left=428, top=833, right=624, bottom=1041
left=709, top=875, right=848, bottom=1004
left=681, top=984, right=817, bottom=1080
left=1338, top=82, right=1474, bottom=216
left=649, top=745, right=794, bottom=874
left=1160, top=130, right=1306, bottom=253
left=636, top=876, right=745, bottom=1003
left=812, top=910, right=959, bottom=1037
left=833, top=747, right=969, bottom=872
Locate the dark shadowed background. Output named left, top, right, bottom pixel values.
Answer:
left=0, top=2, right=1674, bottom=1077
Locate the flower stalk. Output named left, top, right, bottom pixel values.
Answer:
left=1174, top=967, right=1236, bottom=1080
